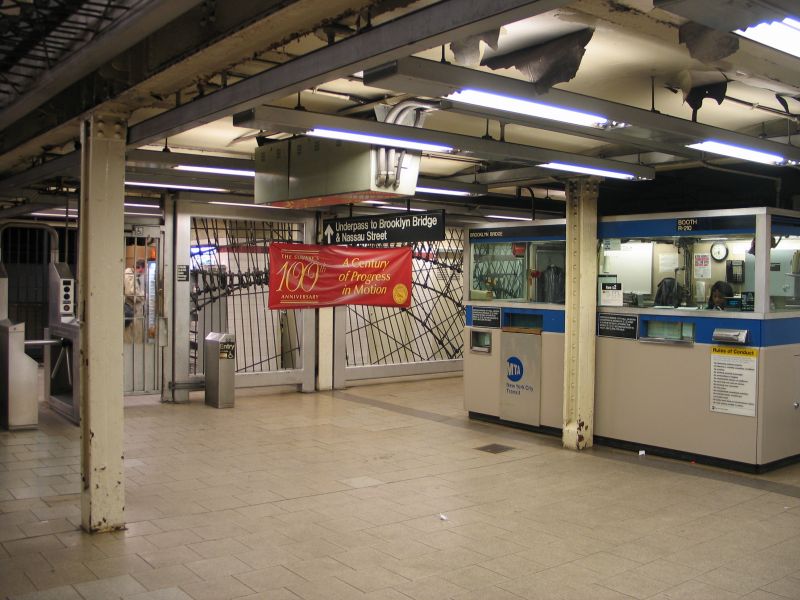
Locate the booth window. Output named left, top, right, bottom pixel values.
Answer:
left=598, top=235, right=755, bottom=310
left=470, top=241, right=565, bottom=304
left=768, top=235, right=800, bottom=312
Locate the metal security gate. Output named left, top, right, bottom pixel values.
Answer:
left=0, top=226, right=77, bottom=360
left=334, top=226, right=465, bottom=384
left=168, top=201, right=315, bottom=400
left=123, top=226, right=164, bottom=394
left=189, top=217, right=304, bottom=376
left=2, top=228, right=49, bottom=355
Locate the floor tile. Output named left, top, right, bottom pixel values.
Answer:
left=334, top=564, right=410, bottom=593
left=25, top=560, right=97, bottom=590
left=650, top=580, right=742, bottom=599
left=235, top=565, right=308, bottom=592
left=132, top=565, right=202, bottom=591
left=178, top=575, right=256, bottom=600
left=8, top=584, right=82, bottom=600
left=600, top=569, right=673, bottom=599
left=2, top=379, right=800, bottom=600
left=123, top=588, right=194, bottom=600
left=185, top=555, right=251, bottom=579
left=761, top=575, right=800, bottom=599
left=188, top=537, right=251, bottom=559
left=74, top=574, right=147, bottom=600
left=139, top=545, right=204, bottom=569
left=286, top=577, right=365, bottom=600
left=86, top=553, right=154, bottom=578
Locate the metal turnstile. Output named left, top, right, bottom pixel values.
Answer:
left=42, top=259, right=81, bottom=424
left=44, top=323, right=80, bottom=424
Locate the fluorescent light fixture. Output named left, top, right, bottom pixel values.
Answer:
left=736, top=17, right=800, bottom=58
left=175, top=165, right=255, bottom=177
left=686, top=140, right=786, bottom=165
left=538, top=162, right=637, bottom=180
left=208, top=201, right=286, bottom=209
left=125, top=211, right=162, bottom=216
left=361, top=200, right=388, bottom=205
left=124, top=202, right=160, bottom=208
left=380, top=205, right=426, bottom=212
left=30, top=212, right=76, bottom=218
left=486, top=215, right=532, bottom=221
left=306, top=128, right=453, bottom=153
left=415, top=186, right=472, bottom=196
left=30, top=207, right=77, bottom=215
left=446, top=89, right=610, bottom=128
left=125, top=181, right=229, bottom=192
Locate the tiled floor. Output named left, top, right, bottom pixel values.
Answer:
left=2, top=375, right=800, bottom=600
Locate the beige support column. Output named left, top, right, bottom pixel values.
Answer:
left=317, top=307, right=334, bottom=390
left=78, top=114, right=126, bottom=532
left=562, top=177, right=599, bottom=450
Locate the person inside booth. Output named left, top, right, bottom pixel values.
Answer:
left=707, top=280, right=734, bottom=310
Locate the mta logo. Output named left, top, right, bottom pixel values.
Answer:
left=506, top=356, right=523, bottom=382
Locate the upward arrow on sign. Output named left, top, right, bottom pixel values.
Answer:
left=324, top=224, right=334, bottom=244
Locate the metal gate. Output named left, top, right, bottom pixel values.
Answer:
left=168, top=201, right=315, bottom=399
left=334, top=226, right=465, bottom=384
left=123, top=226, right=164, bottom=394
left=0, top=226, right=77, bottom=360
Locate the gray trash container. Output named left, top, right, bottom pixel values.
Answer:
left=204, top=332, right=235, bottom=408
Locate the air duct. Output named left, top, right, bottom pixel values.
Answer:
left=254, top=137, right=421, bottom=209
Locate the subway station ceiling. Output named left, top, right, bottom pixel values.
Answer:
left=0, top=0, right=799, bottom=220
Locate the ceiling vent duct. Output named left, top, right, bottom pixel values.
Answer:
left=254, top=137, right=420, bottom=209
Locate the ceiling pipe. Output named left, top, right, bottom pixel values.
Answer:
left=701, top=162, right=782, bottom=207
left=651, top=157, right=783, bottom=206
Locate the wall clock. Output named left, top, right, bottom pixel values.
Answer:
left=710, top=242, right=728, bottom=261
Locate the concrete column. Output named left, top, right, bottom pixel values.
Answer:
left=78, top=114, right=126, bottom=532
left=300, top=216, right=317, bottom=393
left=170, top=198, right=192, bottom=402
left=317, top=307, right=334, bottom=390
left=332, top=306, right=348, bottom=389
left=562, top=177, right=599, bottom=450
left=160, top=194, right=175, bottom=401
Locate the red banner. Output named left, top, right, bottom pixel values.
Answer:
left=268, top=243, right=412, bottom=309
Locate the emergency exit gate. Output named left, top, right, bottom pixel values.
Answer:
left=123, top=225, right=164, bottom=395
left=333, top=226, right=465, bottom=386
left=167, top=200, right=315, bottom=401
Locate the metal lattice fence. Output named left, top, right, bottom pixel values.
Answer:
left=189, top=217, right=303, bottom=375
left=345, top=226, right=465, bottom=366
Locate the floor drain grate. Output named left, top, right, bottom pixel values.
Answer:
left=476, top=443, right=514, bottom=454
